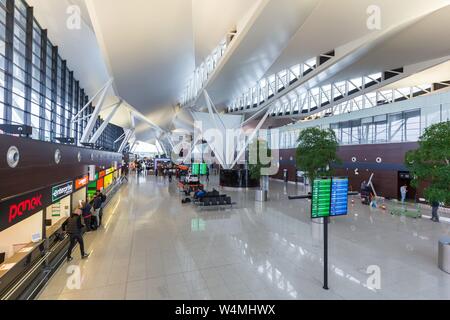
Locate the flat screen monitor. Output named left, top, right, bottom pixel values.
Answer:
left=192, top=163, right=200, bottom=175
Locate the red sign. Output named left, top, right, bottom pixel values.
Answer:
left=99, top=171, right=106, bottom=178
left=75, top=175, right=89, bottom=190
left=1, top=188, right=51, bottom=233
left=8, top=194, right=43, bottom=223
left=97, top=178, right=104, bottom=191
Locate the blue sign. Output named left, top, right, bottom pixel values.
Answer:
left=330, top=177, right=349, bottom=217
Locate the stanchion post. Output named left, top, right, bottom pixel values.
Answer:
left=323, top=216, right=329, bottom=290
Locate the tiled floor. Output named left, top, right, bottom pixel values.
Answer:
left=38, top=174, right=450, bottom=300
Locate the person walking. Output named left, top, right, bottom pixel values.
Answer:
left=400, top=184, right=408, bottom=204
left=66, top=209, right=90, bottom=262
left=80, top=200, right=93, bottom=232
left=206, top=166, right=210, bottom=183
left=431, top=201, right=440, bottom=223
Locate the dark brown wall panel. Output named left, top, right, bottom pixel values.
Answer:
left=272, top=143, right=421, bottom=199
left=0, top=135, right=122, bottom=201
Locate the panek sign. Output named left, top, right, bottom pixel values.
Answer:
left=0, top=188, right=51, bottom=233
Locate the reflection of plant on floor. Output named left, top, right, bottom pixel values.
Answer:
left=406, top=121, right=450, bottom=217
left=295, top=127, right=340, bottom=191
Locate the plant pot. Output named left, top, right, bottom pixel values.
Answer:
left=255, top=189, right=268, bottom=202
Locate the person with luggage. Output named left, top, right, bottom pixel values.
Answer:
left=92, top=192, right=102, bottom=229
left=66, top=209, right=90, bottom=262
left=80, top=200, right=93, bottom=232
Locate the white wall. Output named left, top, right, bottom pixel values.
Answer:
left=0, top=212, right=43, bottom=259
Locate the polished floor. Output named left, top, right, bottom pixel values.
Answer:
left=38, top=174, right=450, bottom=300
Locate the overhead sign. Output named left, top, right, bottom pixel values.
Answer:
left=52, top=181, right=73, bottom=203
left=0, top=188, right=51, bottom=233
left=75, top=175, right=89, bottom=190
left=311, top=177, right=349, bottom=219
left=105, top=168, right=114, bottom=175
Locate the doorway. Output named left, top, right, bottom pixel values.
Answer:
left=398, top=171, right=416, bottom=201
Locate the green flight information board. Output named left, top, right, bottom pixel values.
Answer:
left=192, top=163, right=200, bottom=175
left=311, top=177, right=349, bottom=219
left=311, top=178, right=332, bottom=219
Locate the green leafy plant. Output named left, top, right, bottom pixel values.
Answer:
left=296, top=127, right=340, bottom=188
left=248, top=139, right=272, bottom=181
left=406, top=121, right=450, bottom=206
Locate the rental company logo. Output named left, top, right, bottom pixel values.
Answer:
left=8, top=194, right=43, bottom=223
left=52, top=182, right=74, bottom=203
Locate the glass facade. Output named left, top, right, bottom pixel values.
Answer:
left=277, top=109, right=421, bottom=149
left=0, top=0, right=123, bottom=151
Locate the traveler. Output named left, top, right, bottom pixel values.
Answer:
left=400, top=184, right=408, bottom=203
left=80, top=200, right=93, bottom=232
left=431, top=201, right=440, bottom=223
left=66, top=209, right=90, bottom=262
left=92, top=192, right=102, bottom=229
left=206, top=167, right=210, bottom=183
left=168, top=169, right=173, bottom=182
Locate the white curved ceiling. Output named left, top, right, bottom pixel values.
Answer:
left=26, top=0, right=450, bottom=142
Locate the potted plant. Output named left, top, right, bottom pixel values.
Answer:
left=406, top=121, right=450, bottom=223
left=295, top=127, right=340, bottom=193
left=248, top=139, right=272, bottom=202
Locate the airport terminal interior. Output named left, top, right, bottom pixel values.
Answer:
left=0, top=0, right=450, bottom=301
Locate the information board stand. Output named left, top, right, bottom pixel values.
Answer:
left=311, top=177, right=349, bottom=290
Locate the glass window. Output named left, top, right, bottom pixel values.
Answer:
left=405, top=110, right=421, bottom=142
left=389, top=112, right=404, bottom=142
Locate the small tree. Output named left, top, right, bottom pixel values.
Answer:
left=248, top=139, right=272, bottom=191
left=406, top=121, right=450, bottom=210
left=296, top=127, right=340, bottom=189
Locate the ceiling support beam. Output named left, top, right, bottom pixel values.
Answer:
left=80, top=78, right=114, bottom=144
left=89, top=100, right=122, bottom=144
left=230, top=106, right=271, bottom=169
left=72, top=78, right=113, bottom=123
left=118, top=129, right=134, bottom=153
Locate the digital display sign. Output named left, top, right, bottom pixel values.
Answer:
left=311, top=177, right=349, bottom=219
left=311, top=178, right=332, bottom=219
left=192, top=163, right=200, bottom=175
left=200, top=163, right=208, bottom=175
left=330, top=178, right=349, bottom=217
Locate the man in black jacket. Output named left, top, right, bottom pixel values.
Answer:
left=66, top=209, right=90, bottom=262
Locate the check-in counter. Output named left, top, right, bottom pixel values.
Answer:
left=0, top=240, right=46, bottom=300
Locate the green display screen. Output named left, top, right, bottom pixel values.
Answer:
left=192, top=163, right=200, bottom=175
left=311, top=178, right=332, bottom=219
left=200, top=163, right=207, bottom=175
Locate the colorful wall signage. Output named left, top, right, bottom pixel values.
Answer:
left=75, top=175, right=89, bottom=190
left=51, top=181, right=73, bottom=203
left=0, top=188, right=51, bottom=233
left=311, top=177, right=349, bottom=219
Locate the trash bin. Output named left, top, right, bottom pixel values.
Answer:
left=438, top=236, right=450, bottom=274
left=283, top=169, right=288, bottom=183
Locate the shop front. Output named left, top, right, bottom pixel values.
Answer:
left=0, top=188, right=51, bottom=298
left=45, top=181, right=73, bottom=237
left=72, top=175, right=89, bottom=210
